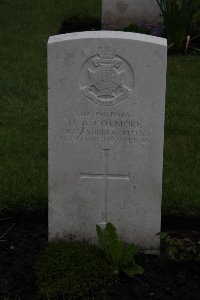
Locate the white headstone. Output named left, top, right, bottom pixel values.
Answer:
left=102, top=0, right=162, bottom=29
left=48, top=31, right=167, bottom=251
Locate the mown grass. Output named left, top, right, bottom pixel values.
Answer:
left=36, top=240, right=113, bottom=299
left=0, top=0, right=199, bottom=216
left=0, top=0, right=101, bottom=210
left=163, top=55, right=200, bottom=216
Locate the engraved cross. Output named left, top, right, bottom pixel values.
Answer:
left=80, top=149, right=131, bottom=224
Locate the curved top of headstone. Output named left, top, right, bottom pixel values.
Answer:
left=48, top=31, right=167, bottom=47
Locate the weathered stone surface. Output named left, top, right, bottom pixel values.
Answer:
left=48, top=31, right=167, bottom=250
left=102, top=0, right=162, bottom=29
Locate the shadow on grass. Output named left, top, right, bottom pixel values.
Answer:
left=58, top=17, right=101, bottom=34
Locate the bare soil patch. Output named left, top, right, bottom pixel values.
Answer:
left=0, top=211, right=200, bottom=299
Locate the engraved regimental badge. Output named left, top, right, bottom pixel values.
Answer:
left=79, top=46, right=134, bottom=106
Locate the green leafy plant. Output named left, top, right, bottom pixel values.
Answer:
left=161, top=232, right=200, bottom=261
left=36, top=240, right=113, bottom=299
left=96, top=223, right=144, bottom=277
left=156, top=0, right=200, bottom=52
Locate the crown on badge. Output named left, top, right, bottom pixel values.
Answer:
left=97, top=46, right=114, bottom=59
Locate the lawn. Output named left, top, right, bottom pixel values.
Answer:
left=163, top=55, right=200, bottom=216
left=0, top=0, right=101, bottom=210
left=0, top=0, right=199, bottom=216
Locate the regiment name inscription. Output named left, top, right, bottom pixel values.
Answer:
left=56, top=111, right=150, bottom=145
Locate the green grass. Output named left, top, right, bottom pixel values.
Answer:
left=36, top=240, right=113, bottom=299
left=0, top=0, right=199, bottom=216
left=0, top=0, right=101, bottom=210
left=163, top=56, right=200, bottom=216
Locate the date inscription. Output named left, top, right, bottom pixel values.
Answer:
left=55, top=111, right=150, bottom=145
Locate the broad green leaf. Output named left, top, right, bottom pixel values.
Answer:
left=119, top=243, right=138, bottom=268
left=96, top=223, right=123, bottom=267
left=123, top=264, right=144, bottom=277
left=96, top=222, right=143, bottom=277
